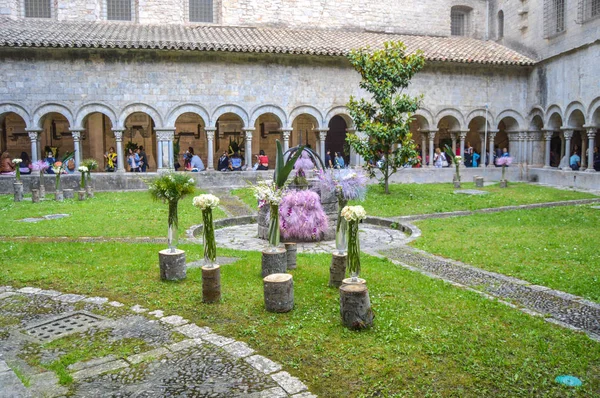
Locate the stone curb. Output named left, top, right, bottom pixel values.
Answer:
left=1, top=285, right=314, bottom=397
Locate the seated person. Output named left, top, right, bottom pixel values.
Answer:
left=569, top=152, right=581, bottom=171
left=217, top=151, right=229, bottom=171
left=66, top=158, right=76, bottom=174
left=19, top=152, right=32, bottom=175
left=0, top=151, right=15, bottom=175
left=45, top=152, right=56, bottom=174
left=257, top=150, right=269, bottom=170
left=230, top=152, right=243, bottom=171
left=189, top=153, right=205, bottom=172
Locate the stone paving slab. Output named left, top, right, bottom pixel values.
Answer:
left=0, top=288, right=313, bottom=397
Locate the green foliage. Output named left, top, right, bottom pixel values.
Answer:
left=125, top=141, right=139, bottom=156
left=274, top=140, right=305, bottom=189
left=147, top=173, right=196, bottom=204
left=346, top=41, right=425, bottom=193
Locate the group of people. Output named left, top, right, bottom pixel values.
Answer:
left=0, top=151, right=31, bottom=175
left=217, top=151, right=245, bottom=171
left=102, top=146, right=148, bottom=173
left=325, top=150, right=346, bottom=169
left=568, top=146, right=600, bottom=171
left=428, top=143, right=511, bottom=168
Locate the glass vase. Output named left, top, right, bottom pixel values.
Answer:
left=335, top=198, right=349, bottom=254
left=347, top=220, right=361, bottom=280
left=268, top=204, right=280, bottom=251
left=55, top=175, right=61, bottom=192
left=202, top=208, right=216, bottom=267
left=168, top=201, right=179, bottom=253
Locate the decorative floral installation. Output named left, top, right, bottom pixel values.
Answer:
left=293, top=150, right=315, bottom=172
left=12, top=158, right=22, bottom=181
left=341, top=205, right=367, bottom=222
left=252, top=179, right=287, bottom=208
left=193, top=194, right=220, bottom=266
left=496, top=156, right=513, bottom=181
left=279, top=189, right=328, bottom=241
left=317, top=169, right=368, bottom=201
left=78, top=166, right=88, bottom=189
left=30, top=160, right=49, bottom=193
left=81, top=158, right=98, bottom=183
left=341, top=205, right=367, bottom=280
left=193, top=194, right=220, bottom=210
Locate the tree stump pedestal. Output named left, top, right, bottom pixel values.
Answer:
left=261, top=248, right=287, bottom=277
left=31, top=189, right=40, bottom=203
left=63, top=189, right=74, bottom=199
left=340, top=284, right=374, bottom=330
left=78, top=190, right=86, bottom=201
left=54, top=191, right=64, bottom=202
left=202, top=265, right=221, bottom=303
left=159, top=249, right=186, bottom=281
left=86, top=186, right=94, bottom=198
left=342, top=277, right=366, bottom=287
left=500, top=180, right=508, bottom=188
left=329, top=252, right=347, bottom=288
left=263, top=273, right=294, bottom=313
left=13, top=182, right=23, bottom=202
left=39, top=185, right=45, bottom=199
left=475, top=177, right=484, bottom=188
left=284, top=243, right=297, bottom=270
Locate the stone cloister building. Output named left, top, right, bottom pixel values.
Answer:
left=0, top=0, right=598, bottom=173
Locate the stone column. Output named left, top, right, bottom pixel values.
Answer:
left=112, top=129, right=125, bottom=173
left=420, top=132, right=427, bottom=166
left=585, top=127, right=596, bottom=173
left=156, top=129, right=175, bottom=170
left=487, top=131, right=497, bottom=167
left=580, top=131, right=587, bottom=170
left=562, top=129, right=573, bottom=170
left=243, top=128, right=255, bottom=169
left=318, top=129, right=329, bottom=159
left=346, top=128, right=356, bottom=166
left=527, top=132, right=534, bottom=166
left=543, top=130, right=553, bottom=168
left=70, top=129, right=84, bottom=168
left=27, top=129, right=42, bottom=162
left=478, top=132, right=485, bottom=167
left=450, top=132, right=457, bottom=155
left=560, top=133, right=565, bottom=158
left=281, top=128, right=292, bottom=153
left=428, top=130, right=436, bottom=168
left=518, top=132, right=526, bottom=165
left=205, top=127, right=216, bottom=170
left=459, top=131, right=467, bottom=167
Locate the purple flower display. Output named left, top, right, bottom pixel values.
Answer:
left=279, top=189, right=329, bottom=241
left=496, top=157, right=513, bottom=166
left=294, top=150, right=315, bottom=171
left=30, top=160, right=49, bottom=172
left=316, top=169, right=368, bottom=201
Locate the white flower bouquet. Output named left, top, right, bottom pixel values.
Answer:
left=193, top=194, right=220, bottom=210
left=12, top=158, right=22, bottom=181
left=341, top=205, right=367, bottom=280
left=193, top=194, right=221, bottom=266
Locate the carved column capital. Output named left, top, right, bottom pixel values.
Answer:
left=543, top=130, right=554, bottom=140
left=318, top=129, right=329, bottom=141
left=112, top=129, right=124, bottom=141
left=156, top=130, right=175, bottom=141
left=205, top=127, right=216, bottom=140
left=562, top=129, right=574, bottom=140
left=281, top=129, right=292, bottom=140
left=242, top=128, right=255, bottom=140
left=427, top=130, right=437, bottom=140
left=70, top=131, right=82, bottom=141
left=458, top=130, right=468, bottom=140
left=587, top=127, right=597, bottom=138
left=27, top=130, right=42, bottom=141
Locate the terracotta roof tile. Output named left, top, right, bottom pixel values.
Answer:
left=0, top=18, right=535, bottom=66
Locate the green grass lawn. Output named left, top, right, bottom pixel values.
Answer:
left=0, top=191, right=227, bottom=238
left=232, top=183, right=596, bottom=218
left=1, top=242, right=599, bottom=397
left=412, top=205, right=600, bottom=302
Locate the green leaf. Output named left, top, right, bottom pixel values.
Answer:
left=274, top=140, right=305, bottom=188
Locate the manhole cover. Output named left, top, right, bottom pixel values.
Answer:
left=24, top=311, right=105, bottom=342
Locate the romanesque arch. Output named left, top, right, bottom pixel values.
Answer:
left=288, top=105, right=323, bottom=130
left=544, top=105, right=563, bottom=128
left=74, top=103, right=118, bottom=129
left=0, top=103, right=31, bottom=128
left=466, top=108, right=495, bottom=129
left=564, top=101, right=586, bottom=127
left=33, top=103, right=74, bottom=129
left=165, top=104, right=211, bottom=129
left=249, top=104, right=287, bottom=128
left=324, top=106, right=354, bottom=129
left=414, top=108, right=434, bottom=131
left=118, top=103, right=164, bottom=130
left=496, top=109, right=524, bottom=130
left=435, top=108, right=465, bottom=131
left=211, top=104, right=249, bottom=128
left=587, top=97, right=600, bottom=125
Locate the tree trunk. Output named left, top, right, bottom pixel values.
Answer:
left=261, top=248, right=287, bottom=277
left=263, top=273, right=294, bottom=313
left=31, top=189, right=40, bottom=203
left=202, top=265, right=221, bottom=303
left=329, top=252, right=347, bottom=288
left=159, top=248, right=186, bottom=281
left=284, top=243, right=297, bottom=270
left=340, top=284, right=374, bottom=330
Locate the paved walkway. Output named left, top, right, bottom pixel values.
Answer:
left=0, top=287, right=314, bottom=398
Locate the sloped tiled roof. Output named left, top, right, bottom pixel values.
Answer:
left=0, top=18, right=535, bottom=66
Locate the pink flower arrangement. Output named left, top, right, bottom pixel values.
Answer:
left=317, top=169, right=368, bottom=201
left=294, top=150, right=315, bottom=171
left=279, top=189, right=328, bottom=241
left=30, top=160, right=49, bottom=172
left=496, top=157, right=513, bottom=166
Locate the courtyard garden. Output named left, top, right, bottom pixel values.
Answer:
left=1, top=181, right=599, bottom=397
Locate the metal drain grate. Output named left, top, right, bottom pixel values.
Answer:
left=25, top=312, right=104, bottom=342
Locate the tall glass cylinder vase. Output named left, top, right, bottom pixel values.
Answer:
left=335, top=198, right=348, bottom=254
left=347, top=220, right=361, bottom=281
left=268, top=203, right=280, bottom=251
left=55, top=175, right=61, bottom=192
left=202, top=208, right=216, bottom=267
left=168, top=200, right=179, bottom=253
left=39, top=172, right=45, bottom=198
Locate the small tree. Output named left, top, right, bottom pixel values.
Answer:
left=346, top=41, right=425, bottom=194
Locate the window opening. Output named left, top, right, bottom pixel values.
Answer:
left=24, top=0, right=52, bottom=18
left=498, top=10, right=504, bottom=38
left=451, top=11, right=466, bottom=36
left=189, top=0, right=213, bottom=23
left=107, top=0, right=133, bottom=21
left=544, top=0, right=566, bottom=37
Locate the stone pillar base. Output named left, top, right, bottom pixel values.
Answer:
left=78, top=190, right=86, bottom=201
left=31, top=189, right=40, bottom=203
left=63, top=189, right=74, bottom=199
left=159, top=249, right=187, bottom=281
left=13, top=182, right=23, bottom=202
left=202, top=265, right=221, bottom=303
left=55, top=192, right=64, bottom=202
left=585, top=169, right=597, bottom=173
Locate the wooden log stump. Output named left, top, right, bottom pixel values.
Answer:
left=500, top=180, right=508, bottom=188
left=329, top=253, right=347, bottom=288
left=39, top=185, right=45, bottom=199
left=63, top=189, right=74, bottom=199
left=261, top=248, right=287, bottom=277
left=86, top=186, right=94, bottom=198
left=263, top=273, right=294, bottom=313
left=13, top=183, right=23, bottom=202
left=202, top=265, right=221, bottom=303
left=31, top=189, right=40, bottom=203
left=285, top=243, right=297, bottom=270
left=475, top=177, right=484, bottom=188
left=453, top=181, right=461, bottom=188
left=54, top=191, right=64, bottom=202
left=340, top=284, right=374, bottom=330
left=472, top=175, right=480, bottom=183
left=159, top=249, right=186, bottom=281
left=341, top=277, right=366, bottom=287
left=78, top=190, right=86, bottom=201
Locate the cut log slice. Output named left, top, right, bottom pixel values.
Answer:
left=329, top=253, right=347, bottom=288
left=263, top=273, right=294, bottom=313
left=339, top=283, right=374, bottom=330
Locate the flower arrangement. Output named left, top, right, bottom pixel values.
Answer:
left=317, top=169, right=368, bottom=253
left=341, top=205, right=367, bottom=280
left=12, top=158, right=22, bottom=181
left=496, top=156, right=513, bottom=181
left=148, top=173, right=196, bottom=252
left=78, top=166, right=88, bottom=189
left=30, top=160, right=49, bottom=194
left=81, top=158, right=98, bottom=185
left=444, top=145, right=461, bottom=182
left=52, top=162, right=63, bottom=191
left=193, top=194, right=220, bottom=266
left=279, top=190, right=328, bottom=241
